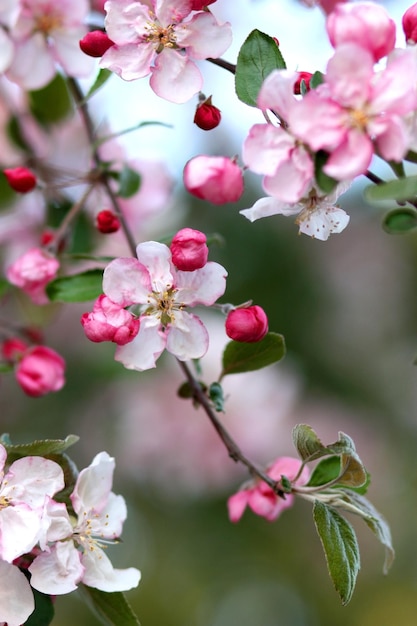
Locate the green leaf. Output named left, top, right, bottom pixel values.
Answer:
left=314, top=151, right=338, bottom=195
left=46, top=269, right=103, bottom=302
left=29, top=74, right=72, bottom=125
left=382, top=208, right=417, bottom=234
left=292, top=424, right=327, bottom=462
left=310, top=71, right=324, bottom=89
left=117, top=165, right=141, bottom=198
left=80, top=586, right=141, bottom=626
left=209, top=382, right=225, bottom=412
left=0, top=362, right=14, bottom=374
left=313, top=501, right=360, bottom=605
left=338, top=453, right=367, bottom=489
left=1, top=434, right=79, bottom=457
left=337, top=491, right=395, bottom=574
left=0, top=277, right=11, bottom=298
left=307, top=456, right=341, bottom=487
left=235, top=29, right=286, bottom=107
left=25, top=587, right=54, bottom=626
left=220, top=332, right=286, bottom=378
left=85, top=68, right=112, bottom=100
left=364, top=176, right=417, bottom=202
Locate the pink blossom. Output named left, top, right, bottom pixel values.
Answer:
left=225, top=305, right=269, bottom=343
left=15, top=345, right=65, bottom=397
left=81, top=294, right=140, bottom=345
left=183, top=156, right=244, bottom=204
left=0, top=444, right=64, bottom=562
left=403, top=2, right=417, bottom=44
left=290, top=45, right=417, bottom=180
left=0, top=559, right=35, bottom=626
left=100, top=0, right=232, bottom=103
left=6, top=247, right=59, bottom=304
left=243, top=70, right=314, bottom=204
left=228, top=457, right=310, bottom=523
left=102, top=241, right=227, bottom=370
left=241, top=183, right=350, bottom=241
left=29, top=451, right=141, bottom=594
left=5, top=0, right=94, bottom=90
left=170, top=228, right=208, bottom=271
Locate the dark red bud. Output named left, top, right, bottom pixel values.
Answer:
left=194, top=96, right=221, bottom=131
left=79, top=30, right=114, bottom=57
left=3, top=167, right=37, bottom=193
left=190, top=0, right=217, bottom=10
left=96, top=210, right=120, bottom=234
left=403, top=3, right=417, bottom=43
left=293, top=71, right=314, bottom=95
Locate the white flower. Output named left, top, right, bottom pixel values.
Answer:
left=241, top=183, right=350, bottom=241
left=0, top=559, right=35, bottom=626
left=29, top=451, right=141, bottom=594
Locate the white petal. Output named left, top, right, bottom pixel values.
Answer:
left=240, top=196, right=295, bottom=222
left=71, top=452, right=115, bottom=516
left=81, top=548, right=141, bottom=592
left=175, top=262, right=227, bottom=306
left=114, top=321, right=166, bottom=371
left=135, top=241, right=174, bottom=290
left=0, top=560, right=34, bottom=626
left=7, top=34, right=56, bottom=90
left=150, top=50, right=202, bottom=103
left=3, top=456, right=64, bottom=508
left=29, top=541, right=84, bottom=595
left=103, top=257, right=151, bottom=306
left=0, top=505, right=42, bottom=562
left=298, top=207, right=350, bottom=241
left=53, top=28, right=95, bottom=77
left=166, top=311, right=208, bottom=360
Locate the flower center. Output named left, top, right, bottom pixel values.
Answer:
left=0, top=494, right=10, bottom=509
left=145, top=287, right=184, bottom=326
left=144, top=18, right=177, bottom=53
left=34, top=11, right=63, bottom=34
left=73, top=512, right=117, bottom=553
left=349, top=108, right=369, bottom=131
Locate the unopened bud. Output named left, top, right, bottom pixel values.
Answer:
left=79, top=30, right=114, bottom=57
left=96, top=210, right=120, bottom=234
left=2, top=338, right=28, bottom=362
left=190, top=0, right=217, bottom=9
left=403, top=3, right=417, bottom=44
left=3, top=167, right=37, bottom=193
left=183, top=155, right=244, bottom=205
left=294, top=71, right=313, bottom=95
left=194, top=96, right=221, bottom=131
left=170, top=228, right=209, bottom=271
left=225, top=305, right=269, bottom=342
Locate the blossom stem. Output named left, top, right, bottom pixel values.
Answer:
left=177, top=359, right=285, bottom=497
left=207, top=57, right=236, bottom=74
left=66, top=77, right=138, bottom=257
left=46, top=185, right=95, bottom=255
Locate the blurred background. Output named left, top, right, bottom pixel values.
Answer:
left=1, top=0, right=417, bottom=624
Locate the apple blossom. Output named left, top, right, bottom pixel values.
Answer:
left=183, top=156, right=244, bottom=204
left=225, top=306, right=269, bottom=343
left=3, top=167, right=37, bottom=193
left=0, top=559, right=35, bottom=626
left=5, top=0, right=95, bottom=90
left=6, top=247, right=59, bottom=305
left=403, top=2, right=417, bottom=44
left=170, top=227, right=209, bottom=271
left=29, top=451, right=141, bottom=594
left=194, top=95, right=221, bottom=130
left=100, top=0, right=232, bottom=103
left=326, top=2, right=396, bottom=63
left=100, top=241, right=227, bottom=370
left=0, top=443, right=65, bottom=562
left=241, top=183, right=350, bottom=241
left=228, top=457, right=310, bottom=523
left=15, top=345, right=65, bottom=397
left=81, top=294, right=140, bottom=345
left=289, top=45, right=417, bottom=180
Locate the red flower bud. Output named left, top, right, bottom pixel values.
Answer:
left=403, top=3, right=417, bottom=44
left=2, top=338, right=28, bottom=362
left=79, top=30, right=114, bottom=57
left=170, top=228, right=209, bottom=271
left=225, top=305, right=269, bottom=343
left=194, top=96, right=221, bottom=131
left=190, top=0, right=217, bottom=9
left=3, top=167, right=37, bottom=193
left=96, top=210, right=120, bottom=234
left=293, top=71, right=314, bottom=95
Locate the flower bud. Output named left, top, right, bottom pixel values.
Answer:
left=2, top=338, right=28, bottom=362
left=96, top=210, right=120, bottom=234
left=190, top=0, right=217, bottom=9
left=15, top=346, right=65, bottom=397
left=6, top=248, right=59, bottom=305
left=326, top=2, right=396, bottom=62
left=293, top=71, right=313, bottom=95
left=403, top=3, right=417, bottom=44
left=170, top=228, right=209, bottom=271
left=81, top=295, right=140, bottom=345
left=194, top=96, right=221, bottom=131
left=79, top=30, right=114, bottom=57
left=3, top=167, right=37, bottom=193
left=225, top=305, right=268, bottom=342
left=183, top=155, right=244, bottom=205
